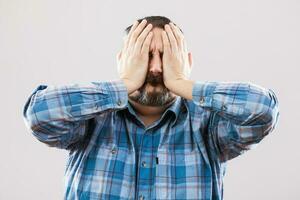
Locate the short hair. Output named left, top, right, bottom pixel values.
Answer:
left=125, top=16, right=183, bottom=34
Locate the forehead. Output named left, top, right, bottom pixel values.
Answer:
left=149, top=27, right=164, bottom=52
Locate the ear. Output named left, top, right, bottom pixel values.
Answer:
left=188, top=52, right=193, bottom=68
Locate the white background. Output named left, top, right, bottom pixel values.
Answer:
left=1, top=0, right=299, bottom=199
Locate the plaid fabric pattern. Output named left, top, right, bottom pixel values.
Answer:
left=23, top=80, right=279, bottom=200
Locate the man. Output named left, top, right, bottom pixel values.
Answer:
left=23, top=16, right=279, bottom=200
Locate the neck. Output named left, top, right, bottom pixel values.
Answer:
left=128, top=98, right=176, bottom=117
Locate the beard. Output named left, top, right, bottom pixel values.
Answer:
left=128, top=73, right=175, bottom=106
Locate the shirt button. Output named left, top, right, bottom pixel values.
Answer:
left=141, top=161, right=147, bottom=167
left=139, top=195, right=145, bottom=200
left=199, top=97, right=205, bottom=105
left=111, top=148, right=117, bottom=154
left=117, top=100, right=122, bottom=106
left=221, top=105, right=227, bottom=111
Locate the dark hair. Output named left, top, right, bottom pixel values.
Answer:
left=125, top=16, right=183, bottom=34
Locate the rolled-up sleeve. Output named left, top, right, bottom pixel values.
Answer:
left=192, top=81, right=279, bottom=162
left=23, top=80, right=128, bottom=150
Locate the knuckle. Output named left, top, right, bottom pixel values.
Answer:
left=144, top=42, right=150, bottom=47
left=140, top=31, right=147, bottom=39
left=136, top=37, right=143, bottom=44
left=132, top=32, right=138, bottom=38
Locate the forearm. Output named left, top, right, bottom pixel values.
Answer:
left=205, top=82, right=280, bottom=162
left=23, top=80, right=128, bottom=149
left=23, top=80, right=128, bottom=122
left=121, top=78, right=139, bottom=95
left=190, top=80, right=279, bottom=125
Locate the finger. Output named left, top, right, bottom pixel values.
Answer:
left=134, top=23, right=153, bottom=53
left=128, top=20, right=139, bottom=35
left=141, top=31, right=153, bottom=55
left=162, top=30, right=171, bottom=54
left=164, top=24, right=178, bottom=53
left=170, top=23, right=184, bottom=39
left=128, top=19, right=148, bottom=50
left=171, top=23, right=188, bottom=52
left=124, top=21, right=139, bottom=50
left=169, top=23, right=184, bottom=50
left=170, top=23, right=187, bottom=52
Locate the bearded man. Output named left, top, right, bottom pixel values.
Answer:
left=23, top=16, right=279, bottom=200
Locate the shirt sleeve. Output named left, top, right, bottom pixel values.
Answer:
left=23, top=80, right=128, bottom=150
left=192, top=81, right=280, bottom=162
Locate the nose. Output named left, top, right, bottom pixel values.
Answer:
left=149, top=52, right=162, bottom=74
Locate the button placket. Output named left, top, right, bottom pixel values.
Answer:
left=141, top=161, right=147, bottom=167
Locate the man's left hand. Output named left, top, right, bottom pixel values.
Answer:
left=162, top=23, right=192, bottom=91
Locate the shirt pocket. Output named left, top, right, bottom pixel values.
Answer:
left=82, top=144, right=136, bottom=199
left=155, top=148, right=205, bottom=199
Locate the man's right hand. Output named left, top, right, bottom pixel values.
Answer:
left=117, top=19, right=153, bottom=94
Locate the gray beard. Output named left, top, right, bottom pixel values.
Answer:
left=129, top=83, right=175, bottom=106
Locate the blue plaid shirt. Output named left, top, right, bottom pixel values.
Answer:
left=23, top=80, right=279, bottom=200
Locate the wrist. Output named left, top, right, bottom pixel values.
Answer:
left=121, top=78, right=138, bottom=94
left=166, top=79, right=195, bottom=100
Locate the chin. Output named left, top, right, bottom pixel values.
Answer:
left=147, top=82, right=164, bottom=87
left=146, top=84, right=165, bottom=92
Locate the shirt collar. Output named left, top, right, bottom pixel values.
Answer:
left=165, top=96, right=183, bottom=122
